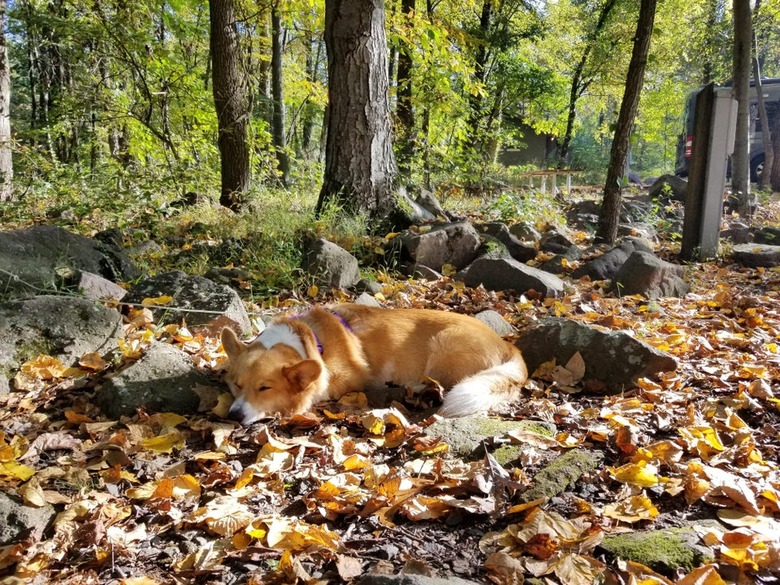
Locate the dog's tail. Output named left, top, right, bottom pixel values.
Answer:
left=438, top=354, right=528, bottom=418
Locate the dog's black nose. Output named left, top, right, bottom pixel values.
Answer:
left=227, top=405, right=244, bottom=422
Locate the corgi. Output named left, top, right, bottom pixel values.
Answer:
left=220, top=303, right=527, bottom=424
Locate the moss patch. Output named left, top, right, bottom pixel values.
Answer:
left=426, top=416, right=556, bottom=460
left=521, top=449, right=603, bottom=502
left=600, top=528, right=714, bottom=576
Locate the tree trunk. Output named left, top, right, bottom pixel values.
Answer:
left=271, top=3, right=289, bottom=187
left=0, top=0, right=12, bottom=202
left=752, top=1, right=772, bottom=189
left=466, top=0, right=493, bottom=154
left=731, top=0, right=751, bottom=214
left=395, top=0, right=415, bottom=177
left=557, top=0, right=617, bottom=168
left=317, top=0, right=398, bottom=219
left=209, top=0, right=252, bottom=210
left=595, top=0, right=657, bottom=244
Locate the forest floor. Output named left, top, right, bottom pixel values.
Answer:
left=1, top=191, right=780, bottom=584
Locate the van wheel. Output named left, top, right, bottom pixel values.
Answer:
left=750, top=154, right=764, bottom=183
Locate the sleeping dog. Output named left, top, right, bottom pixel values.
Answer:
left=221, top=303, right=527, bottom=424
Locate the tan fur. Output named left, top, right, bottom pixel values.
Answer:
left=221, top=304, right=527, bottom=424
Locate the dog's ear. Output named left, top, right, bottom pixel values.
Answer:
left=282, top=360, right=322, bottom=393
left=221, top=327, right=246, bottom=357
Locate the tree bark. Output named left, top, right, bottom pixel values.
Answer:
left=595, top=0, right=657, bottom=244
left=557, top=0, right=617, bottom=168
left=209, top=0, right=252, bottom=210
left=731, top=0, right=751, bottom=214
left=317, top=0, right=398, bottom=219
left=271, top=3, right=289, bottom=187
left=752, top=0, right=772, bottom=190
left=395, top=0, right=415, bottom=177
left=0, top=0, right=12, bottom=202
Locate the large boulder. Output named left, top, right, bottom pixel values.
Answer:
left=124, top=271, right=251, bottom=334
left=515, top=318, right=677, bottom=393
left=609, top=251, right=689, bottom=298
left=475, top=222, right=537, bottom=262
left=401, top=222, right=481, bottom=272
left=301, top=238, right=361, bottom=289
left=0, top=226, right=139, bottom=299
left=649, top=174, right=687, bottom=202
left=0, top=296, right=123, bottom=390
left=457, top=257, right=566, bottom=298
left=732, top=243, right=780, bottom=268
left=96, top=341, right=214, bottom=418
left=572, top=237, right=654, bottom=281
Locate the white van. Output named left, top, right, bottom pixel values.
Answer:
left=675, top=78, right=780, bottom=181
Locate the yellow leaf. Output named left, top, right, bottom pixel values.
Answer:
left=361, top=414, right=385, bottom=435
left=149, top=413, right=187, bottom=429
left=307, top=285, right=319, bottom=298
left=139, top=431, right=185, bottom=454
left=603, top=494, right=659, bottom=523
left=79, top=352, right=108, bottom=371
left=609, top=461, right=660, bottom=487
left=0, top=460, right=36, bottom=481
left=141, top=295, right=173, bottom=307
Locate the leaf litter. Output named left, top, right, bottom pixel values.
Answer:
left=1, top=218, right=780, bottom=584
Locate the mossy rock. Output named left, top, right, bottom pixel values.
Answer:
left=521, top=449, right=604, bottom=502
left=426, top=416, right=556, bottom=461
left=600, top=527, right=714, bottom=576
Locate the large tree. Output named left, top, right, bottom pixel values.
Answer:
left=317, top=0, right=398, bottom=219
left=596, top=0, right=657, bottom=244
left=210, top=0, right=252, bottom=210
left=0, top=0, right=11, bottom=202
left=731, top=0, right=752, bottom=214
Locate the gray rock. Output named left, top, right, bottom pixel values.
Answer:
left=649, top=174, right=687, bottom=202
left=358, top=576, right=479, bottom=585
left=355, top=279, right=383, bottom=294
left=617, top=222, right=658, bottom=241
left=0, top=376, right=8, bottom=396
left=354, top=292, right=382, bottom=307
left=0, top=225, right=139, bottom=299
left=720, top=224, right=753, bottom=244
left=457, top=257, right=566, bottom=298
left=600, top=527, right=715, bottom=576
left=754, top=226, right=780, bottom=245
left=474, top=310, right=516, bottom=336
left=522, top=449, right=604, bottom=502
left=415, top=189, right=449, bottom=220
left=402, top=222, right=481, bottom=272
left=537, top=245, right=582, bottom=275
left=572, top=237, right=654, bottom=281
left=0, top=296, right=123, bottom=386
left=732, top=243, right=780, bottom=267
left=476, top=222, right=537, bottom=262
left=610, top=251, right=689, bottom=298
left=301, top=238, right=361, bottom=289
left=515, top=318, right=677, bottom=393
left=394, top=186, right=437, bottom=225
left=124, top=271, right=251, bottom=334
left=508, top=222, right=542, bottom=243
left=426, top=416, right=556, bottom=460
left=75, top=271, right=128, bottom=301
left=0, top=492, right=56, bottom=545
left=539, top=229, right=576, bottom=254
left=127, top=240, right=163, bottom=258
left=400, top=263, right=443, bottom=281
left=96, top=341, right=213, bottom=418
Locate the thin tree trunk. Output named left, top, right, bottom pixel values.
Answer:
left=0, top=0, right=12, bottom=202
left=271, top=3, right=289, bottom=187
left=395, top=0, right=415, bottom=177
left=595, top=0, right=657, bottom=244
left=209, top=0, right=252, bottom=210
left=752, top=1, right=772, bottom=189
left=731, top=0, right=751, bottom=214
left=557, top=0, right=617, bottom=168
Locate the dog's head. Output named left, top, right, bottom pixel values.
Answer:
left=221, top=326, right=323, bottom=424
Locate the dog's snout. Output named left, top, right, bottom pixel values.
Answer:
left=227, top=404, right=244, bottom=422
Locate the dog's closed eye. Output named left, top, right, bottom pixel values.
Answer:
left=257, top=385, right=271, bottom=392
